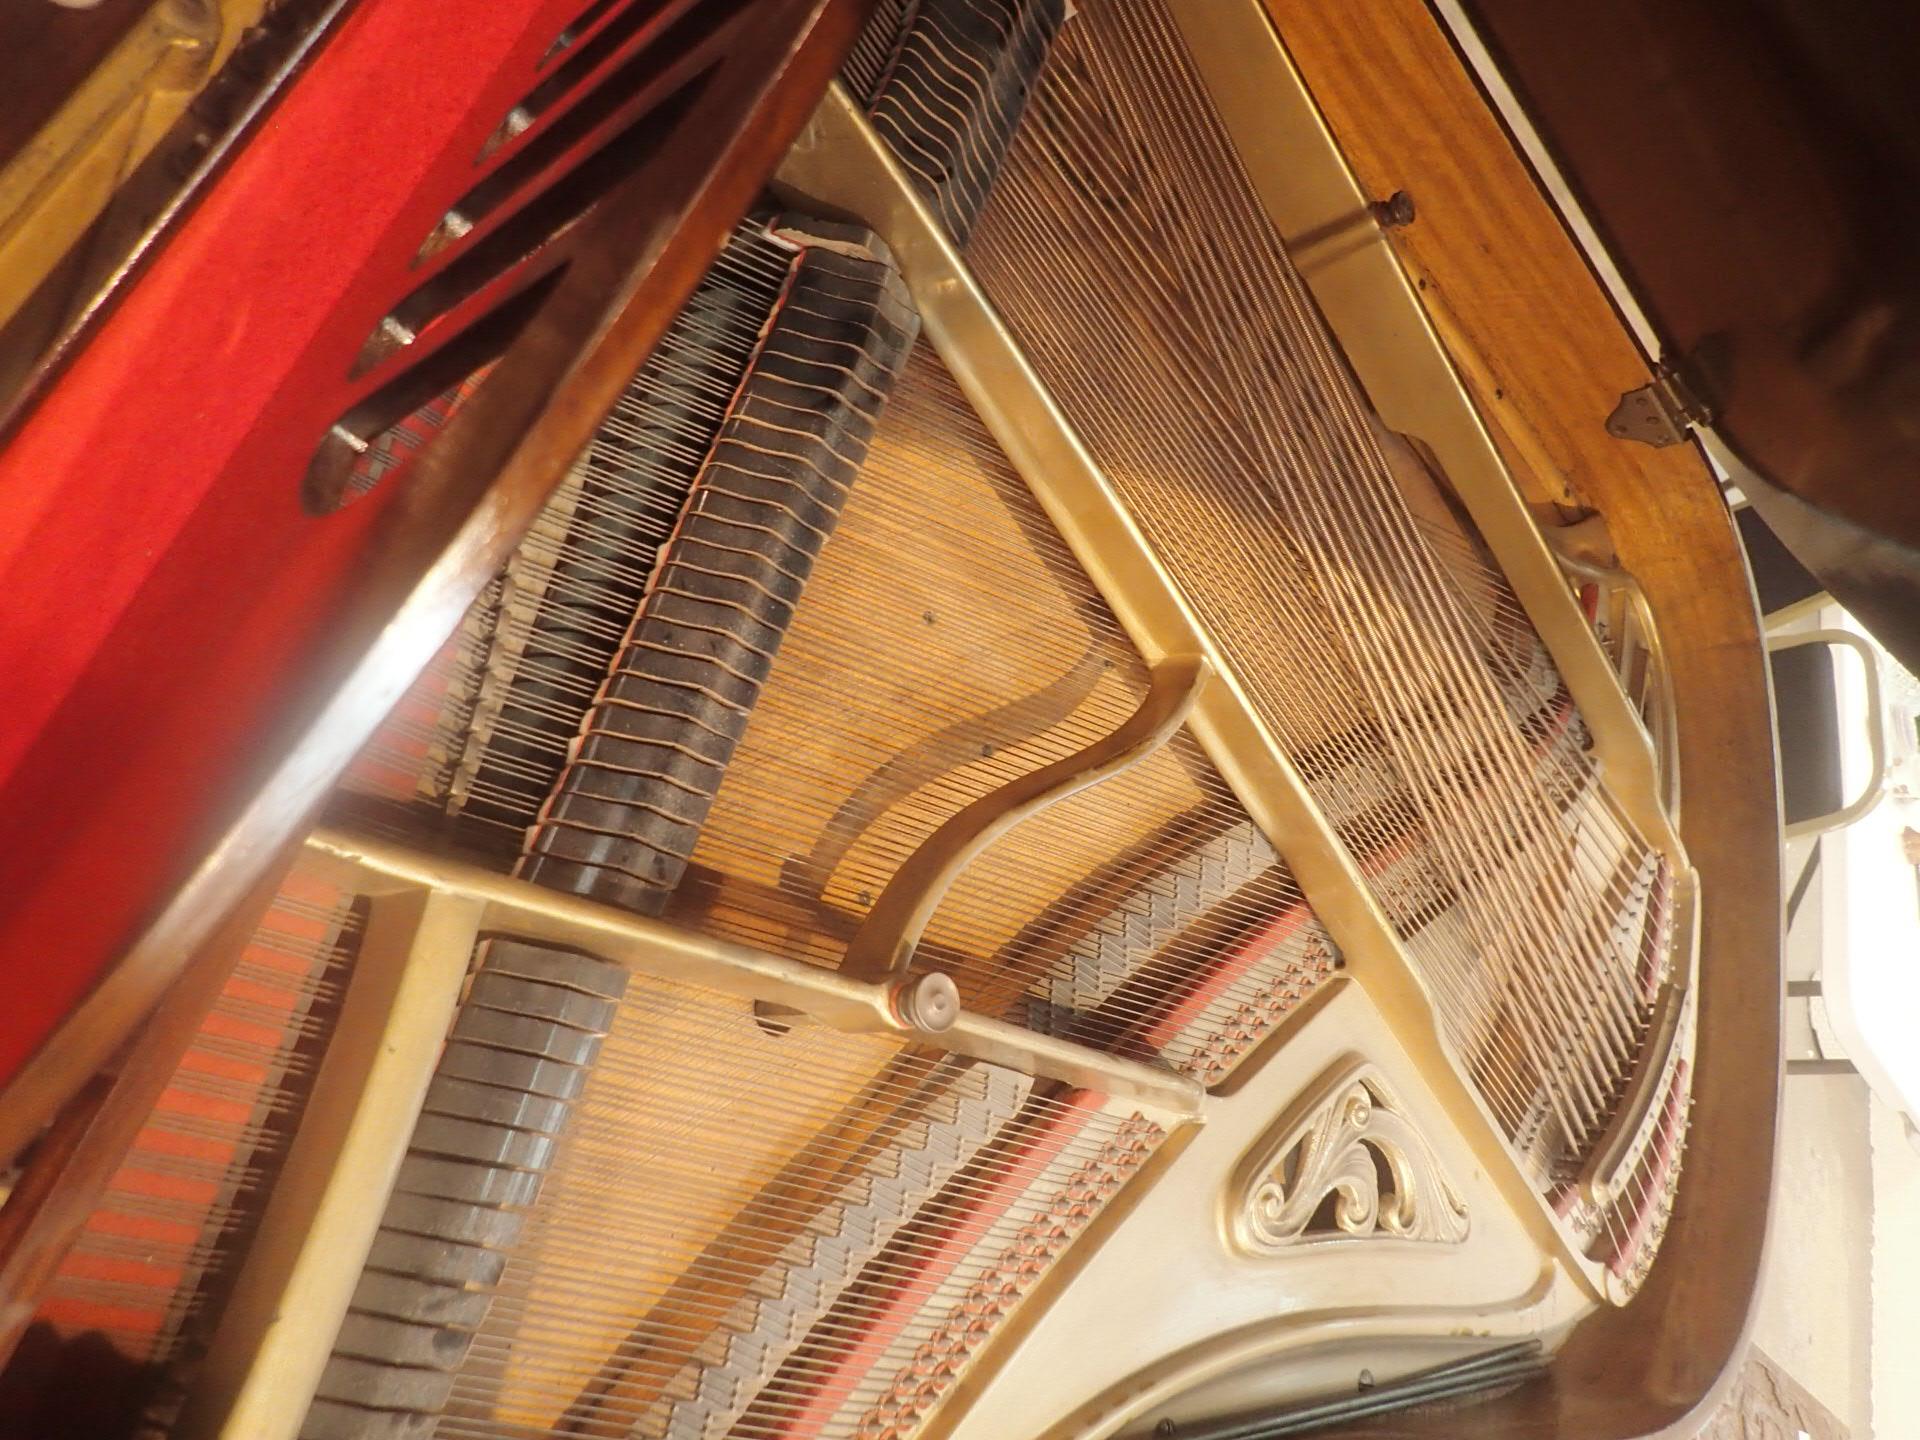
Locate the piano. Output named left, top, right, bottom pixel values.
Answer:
left=0, top=0, right=1801, bottom=1435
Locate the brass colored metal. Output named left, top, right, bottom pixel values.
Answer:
left=0, top=0, right=268, bottom=332
left=299, top=826, right=1204, bottom=1117
left=775, top=85, right=1607, bottom=1293
left=947, top=981, right=1581, bottom=1440
left=179, top=886, right=483, bottom=1440
left=1225, top=1056, right=1470, bottom=1250
left=839, top=655, right=1206, bottom=983
left=937, top=1011, right=1197, bottom=1111
left=1606, top=372, right=1706, bottom=449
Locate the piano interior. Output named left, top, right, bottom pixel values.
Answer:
left=0, top=0, right=1781, bottom=1437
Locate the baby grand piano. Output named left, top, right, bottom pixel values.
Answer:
left=11, top=0, right=1886, bottom=1433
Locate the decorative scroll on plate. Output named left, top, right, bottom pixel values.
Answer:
left=1228, top=1058, right=1468, bottom=1249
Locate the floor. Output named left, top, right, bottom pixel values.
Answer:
left=1702, top=1348, right=1850, bottom=1440
left=1725, top=825, right=1920, bottom=1439
left=1748, top=1072, right=1874, bottom=1434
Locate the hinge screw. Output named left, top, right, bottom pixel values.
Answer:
left=1371, top=191, right=1416, bottom=228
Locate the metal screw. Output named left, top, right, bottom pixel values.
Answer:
left=1357, top=1368, right=1376, bottom=1391
left=1370, top=190, right=1415, bottom=228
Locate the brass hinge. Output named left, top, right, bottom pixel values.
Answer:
left=1605, top=365, right=1711, bottom=448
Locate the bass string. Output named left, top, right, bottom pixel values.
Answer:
left=432, top=979, right=1143, bottom=1432
left=337, top=223, right=793, bottom=832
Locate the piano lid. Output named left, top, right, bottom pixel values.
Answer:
left=1454, top=0, right=1920, bottom=672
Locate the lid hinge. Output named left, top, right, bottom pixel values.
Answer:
left=1606, top=364, right=1712, bottom=448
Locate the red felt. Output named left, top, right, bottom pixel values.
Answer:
left=0, top=0, right=579, bottom=1085
left=33, top=881, right=348, bottom=1354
